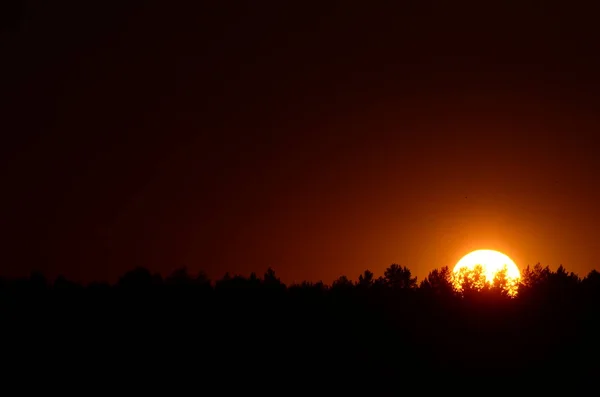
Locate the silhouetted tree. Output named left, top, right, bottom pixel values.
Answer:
left=249, top=272, right=260, bottom=286
left=520, top=263, right=580, bottom=304
left=488, top=266, right=518, bottom=298
left=117, top=267, right=162, bottom=290
left=263, top=267, right=285, bottom=290
left=552, top=265, right=580, bottom=287
left=29, top=271, right=47, bottom=290
left=520, top=263, right=551, bottom=289
left=53, top=275, right=80, bottom=291
left=357, top=269, right=374, bottom=288
left=215, top=272, right=232, bottom=290
left=582, top=269, right=600, bottom=297
left=453, top=265, right=488, bottom=297
left=384, top=264, right=417, bottom=289
left=165, top=267, right=193, bottom=286
left=583, top=269, right=600, bottom=286
left=419, top=266, right=453, bottom=296
left=373, top=276, right=386, bottom=289
left=194, top=271, right=211, bottom=287
left=581, top=269, right=600, bottom=314
left=216, top=273, right=258, bottom=290
left=332, top=275, right=354, bottom=290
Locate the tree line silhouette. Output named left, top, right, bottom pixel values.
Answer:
left=1, top=263, right=599, bottom=387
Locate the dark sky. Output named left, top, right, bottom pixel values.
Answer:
left=1, top=1, right=599, bottom=284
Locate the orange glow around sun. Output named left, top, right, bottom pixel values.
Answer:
left=452, top=249, right=521, bottom=296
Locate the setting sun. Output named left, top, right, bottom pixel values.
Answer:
left=452, top=249, right=521, bottom=296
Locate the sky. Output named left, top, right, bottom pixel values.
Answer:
left=1, top=1, right=599, bottom=284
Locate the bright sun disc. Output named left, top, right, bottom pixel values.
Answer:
left=452, top=249, right=521, bottom=294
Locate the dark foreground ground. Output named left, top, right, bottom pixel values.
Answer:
left=2, top=280, right=599, bottom=392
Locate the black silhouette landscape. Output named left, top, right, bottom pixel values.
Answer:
left=3, top=263, right=599, bottom=388
left=2, top=1, right=600, bottom=390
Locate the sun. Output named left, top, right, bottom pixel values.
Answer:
left=452, top=249, right=521, bottom=296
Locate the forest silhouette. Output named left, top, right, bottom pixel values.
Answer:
left=2, top=263, right=599, bottom=387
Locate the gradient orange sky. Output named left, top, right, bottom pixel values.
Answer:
left=1, top=2, right=599, bottom=284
